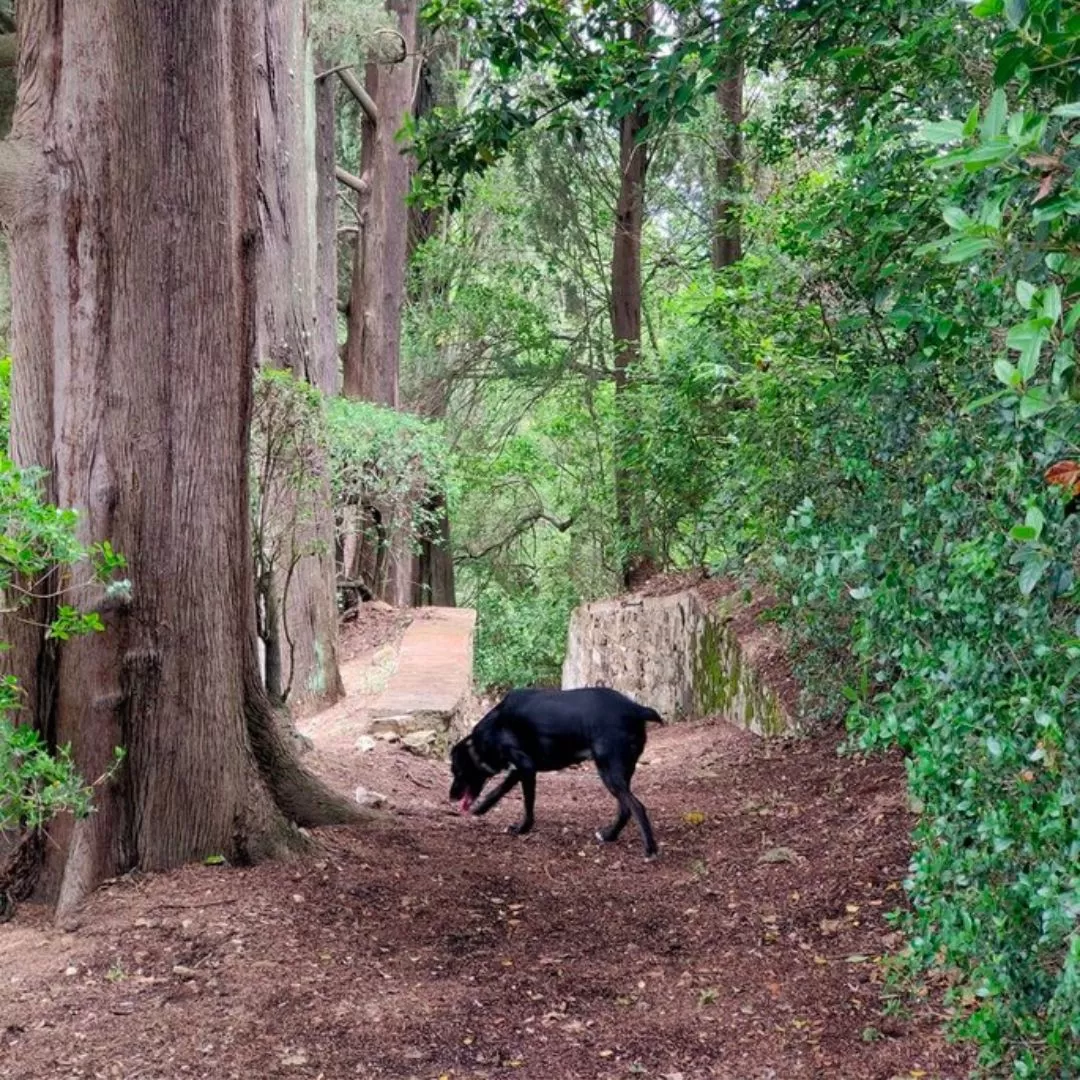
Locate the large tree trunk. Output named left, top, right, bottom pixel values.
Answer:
left=1, top=0, right=357, bottom=916
left=711, top=57, right=744, bottom=271
left=341, top=0, right=418, bottom=408
left=253, top=0, right=343, bottom=710
left=609, top=10, right=652, bottom=586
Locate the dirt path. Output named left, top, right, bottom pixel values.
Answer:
left=1, top=710, right=973, bottom=1079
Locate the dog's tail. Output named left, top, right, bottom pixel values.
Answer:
left=644, top=707, right=664, bottom=725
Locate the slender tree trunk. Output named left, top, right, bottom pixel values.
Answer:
left=341, top=0, right=419, bottom=407
left=253, top=0, right=344, bottom=710
left=406, top=45, right=455, bottom=607
left=609, top=9, right=652, bottom=586
left=0, top=0, right=357, bottom=916
left=315, top=58, right=340, bottom=396
left=711, top=56, right=743, bottom=271
left=339, top=0, right=421, bottom=606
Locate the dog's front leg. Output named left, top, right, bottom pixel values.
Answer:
left=472, top=769, right=520, bottom=816
left=506, top=772, right=536, bottom=835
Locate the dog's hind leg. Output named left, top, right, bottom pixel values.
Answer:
left=595, top=758, right=658, bottom=858
left=506, top=772, right=536, bottom=835
left=472, top=770, right=521, bottom=816
left=596, top=804, right=630, bottom=844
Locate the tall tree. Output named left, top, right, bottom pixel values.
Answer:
left=407, top=37, right=456, bottom=607
left=610, top=5, right=653, bottom=584
left=0, top=0, right=357, bottom=916
left=414, top=0, right=684, bottom=582
left=252, top=0, right=344, bottom=708
left=710, top=56, right=743, bottom=270
left=336, top=4, right=423, bottom=606
left=341, top=3, right=419, bottom=407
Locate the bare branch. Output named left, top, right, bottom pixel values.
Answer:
left=337, top=68, right=379, bottom=126
left=335, top=165, right=369, bottom=197
left=462, top=510, right=576, bottom=561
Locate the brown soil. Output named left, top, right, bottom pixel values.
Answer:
left=0, top=718, right=973, bottom=1080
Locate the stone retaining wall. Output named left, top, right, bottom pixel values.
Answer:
left=561, top=588, right=792, bottom=735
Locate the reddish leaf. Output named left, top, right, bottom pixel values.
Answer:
left=1044, top=460, right=1080, bottom=495
left=1034, top=172, right=1056, bottom=203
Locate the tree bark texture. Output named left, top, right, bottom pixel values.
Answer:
left=1, top=0, right=357, bottom=913
left=609, top=9, right=652, bottom=585
left=253, top=0, right=343, bottom=709
left=341, top=0, right=419, bottom=409
left=711, top=57, right=743, bottom=271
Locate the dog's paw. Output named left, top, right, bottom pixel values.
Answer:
left=644, top=849, right=660, bottom=862
left=506, top=822, right=533, bottom=836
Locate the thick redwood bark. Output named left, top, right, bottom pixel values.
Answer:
left=1, top=0, right=356, bottom=915
left=711, top=57, right=744, bottom=271
left=253, top=0, right=343, bottom=709
left=609, top=14, right=651, bottom=584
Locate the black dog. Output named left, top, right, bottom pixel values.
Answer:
left=449, top=686, right=662, bottom=857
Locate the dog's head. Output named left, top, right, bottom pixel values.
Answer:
left=449, top=736, right=494, bottom=813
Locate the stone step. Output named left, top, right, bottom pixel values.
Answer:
left=368, top=607, right=476, bottom=753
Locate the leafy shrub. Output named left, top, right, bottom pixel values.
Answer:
left=470, top=572, right=578, bottom=689
left=250, top=369, right=330, bottom=701
left=326, top=396, right=450, bottom=597
left=0, top=455, right=126, bottom=893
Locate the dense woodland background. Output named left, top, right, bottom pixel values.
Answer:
left=0, top=0, right=1079, bottom=1073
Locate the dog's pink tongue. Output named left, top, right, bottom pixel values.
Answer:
left=459, top=795, right=474, bottom=814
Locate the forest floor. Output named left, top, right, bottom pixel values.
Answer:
left=0, top=612, right=976, bottom=1080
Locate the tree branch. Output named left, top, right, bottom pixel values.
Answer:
left=335, top=165, right=369, bottom=197
left=462, top=511, right=575, bottom=561
left=337, top=68, right=379, bottom=126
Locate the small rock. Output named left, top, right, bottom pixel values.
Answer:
left=292, top=894, right=305, bottom=904
left=280, top=1049, right=309, bottom=1067
left=756, top=846, right=801, bottom=866
left=369, top=715, right=414, bottom=737
left=355, top=735, right=377, bottom=753
left=354, top=786, right=387, bottom=810
left=172, top=965, right=199, bottom=980
left=401, top=729, right=438, bottom=756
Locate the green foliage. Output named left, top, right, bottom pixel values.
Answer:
left=327, top=395, right=451, bottom=593
left=471, top=572, right=578, bottom=689
left=0, top=454, right=126, bottom=848
left=0, top=355, right=9, bottom=451
left=249, top=369, right=334, bottom=700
